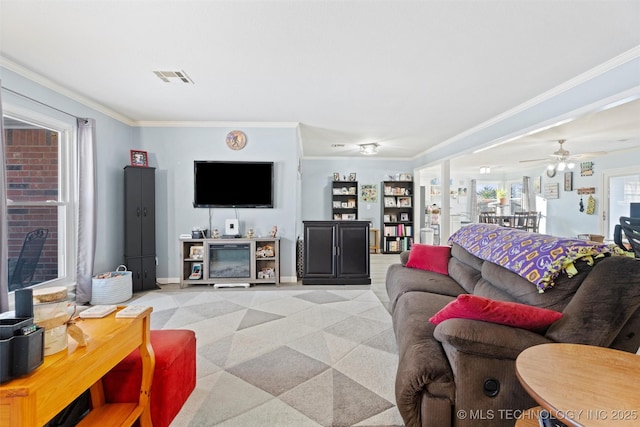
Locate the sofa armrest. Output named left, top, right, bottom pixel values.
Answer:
left=433, top=318, right=553, bottom=359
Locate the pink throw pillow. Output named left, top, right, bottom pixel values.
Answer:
left=429, top=294, right=563, bottom=331
left=405, top=244, right=451, bottom=275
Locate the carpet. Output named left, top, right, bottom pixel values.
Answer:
left=130, top=288, right=404, bottom=427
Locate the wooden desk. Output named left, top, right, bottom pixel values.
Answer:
left=0, top=307, right=154, bottom=426
left=516, top=343, right=640, bottom=427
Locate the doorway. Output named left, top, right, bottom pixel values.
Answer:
left=602, top=167, right=640, bottom=240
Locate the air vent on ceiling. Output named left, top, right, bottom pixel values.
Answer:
left=153, top=70, right=194, bottom=84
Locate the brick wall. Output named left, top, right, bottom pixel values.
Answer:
left=5, top=128, right=59, bottom=284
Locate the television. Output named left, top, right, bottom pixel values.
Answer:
left=193, top=161, right=274, bottom=208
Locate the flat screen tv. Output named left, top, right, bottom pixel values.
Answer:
left=193, top=161, right=274, bottom=208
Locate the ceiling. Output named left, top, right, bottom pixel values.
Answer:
left=1, top=1, right=639, bottom=170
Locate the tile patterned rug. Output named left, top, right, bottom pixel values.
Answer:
left=130, top=288, right=404, bottom=426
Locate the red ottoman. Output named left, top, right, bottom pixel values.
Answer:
left=102, top=329, right=196, bottom=427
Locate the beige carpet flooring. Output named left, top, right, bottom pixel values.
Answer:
left=130, top=254, right=403, bottom=427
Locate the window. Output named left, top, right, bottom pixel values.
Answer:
left=3, top=112, right=76, bottom=292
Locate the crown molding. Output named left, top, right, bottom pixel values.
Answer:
left=135, top=121, right=298, bottom=128
left=416, top=45, right=640, bottom=160
left=1, top=56, right=136, bottom=125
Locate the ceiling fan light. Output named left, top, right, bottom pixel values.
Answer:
left=547, top=164, right=556, bottom=171
left=557, top=161, right=566, bottom=171
left=567, top=162, right=575, bottom=169
left=359, top=143, right=379, bottom=155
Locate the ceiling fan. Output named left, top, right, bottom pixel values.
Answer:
left=519, top=139, right=606, bottom=174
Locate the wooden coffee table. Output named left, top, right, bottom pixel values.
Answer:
left=515, top=343, right=640, bottom=426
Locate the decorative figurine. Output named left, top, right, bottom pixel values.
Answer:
left=270, top=226, right=278, bottom=238
left=212, top=228, right=220, bottom=239
left=247, top=228, right=254, bottom=238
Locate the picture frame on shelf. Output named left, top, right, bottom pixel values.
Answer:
left=333, top=172, right=340, bottom=181
left=397, top=197, right=412, bottom=207
left=333, top=201, right=341, bottom=208
left=400, top=213, right=409, bottom=221
left=384, top=197, right=396, bottom=207
left=399, top=173, right=413, bottom=181
left=130, top=150, right=148, bottom=167
left=384, top=214, right=391, bottom=222
left=390, top=214, right=397, bottom=222
left=188, top=263, right=203, bottom=280
left=189, top=245, right=204, bottom=259
left=349, top=173, right=357, bottom=181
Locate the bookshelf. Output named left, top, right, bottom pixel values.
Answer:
left=381, top=180, right=414, bottom=253
left=331, top=180, right=358, bottom=220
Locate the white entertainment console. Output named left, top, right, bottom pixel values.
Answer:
left=180, top=237, right=280, bottom=288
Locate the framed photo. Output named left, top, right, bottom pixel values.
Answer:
left=564, top=171, right=573, bottom=191
left=399, top=173, right=413, bottom=181
left=384, top=197, right=396, bottom=207
left=384, top=214, right=391, bottom=222
left=189, top=245, right=204, bottom=259
left=130, top=150, right=148, bottom=167
left=188, top=263, right=203, bottom=280
left=397, top=197, right=412, bottom=207
left=333, top=172, right=340, bottom=181
left=333, top=201, right=341, bottom=208
left=349, top=173, right=357, bottom=181
left=400, top=212, right=409, bottom=221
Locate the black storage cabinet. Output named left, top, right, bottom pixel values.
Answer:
left=124, top=166, right=158, bottom=292
left=302, top=220, right=371, bottom=285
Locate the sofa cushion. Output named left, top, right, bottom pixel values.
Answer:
left=406, top=244, right=451, bottom=275
left=546, top=256, right=640, bottom=347
left=429, top=294, right=563, bottom=331
left=386, top=263, right=466, bottom=313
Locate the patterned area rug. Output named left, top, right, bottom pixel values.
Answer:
left=130, top=289, right=404, bottom=426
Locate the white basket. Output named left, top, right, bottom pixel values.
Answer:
left=91, top=265, right=133, bottom=305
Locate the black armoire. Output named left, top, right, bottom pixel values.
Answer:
left=302, top=220, right=370, bottom=285
left=124, top=166, right=158, bottom=291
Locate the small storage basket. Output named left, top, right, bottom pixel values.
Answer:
left=91, top=265, right=133, bottom=305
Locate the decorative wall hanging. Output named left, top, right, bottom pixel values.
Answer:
left=564, top=171, right=573, bottom=191
left=225, top=130, right=247, bottom=150
left=543, top=183, right=559, bottom=199
left=580, top=161, right=594, bottom=176
left=360, top=184, right=378, bottom=202
left=586, top=195, right=596, bottom=215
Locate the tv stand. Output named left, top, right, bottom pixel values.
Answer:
left=222, top=234, right=241, bottom=239
left=180, top=237, right=280, bottom=288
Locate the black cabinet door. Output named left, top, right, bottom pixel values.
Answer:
left=303, top=222, right=337, bottom=278
left=124, top=166, right=157, bottom=291
left=337, top=222, right=370, bottom=277
left=302, top=221, right=370, bottom=284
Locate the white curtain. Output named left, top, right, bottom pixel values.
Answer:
left=75, top=118, right=97, bottom=304
left=0, top=82, right=8, bottom=312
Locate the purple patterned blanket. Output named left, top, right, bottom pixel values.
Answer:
left=448, top=224, right=621, bottom=292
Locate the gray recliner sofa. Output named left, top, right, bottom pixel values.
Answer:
left=386, top=229, right=640, bottom=427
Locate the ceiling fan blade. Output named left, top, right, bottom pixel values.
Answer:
left=519, top=158, right=548, bottom=163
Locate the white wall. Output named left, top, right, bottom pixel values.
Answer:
left=300, top=158, right=414, bottom=234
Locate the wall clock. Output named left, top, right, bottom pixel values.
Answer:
left=226, top=130, right=247, bottom=150
left=546, top=167, right=556, bottom=178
